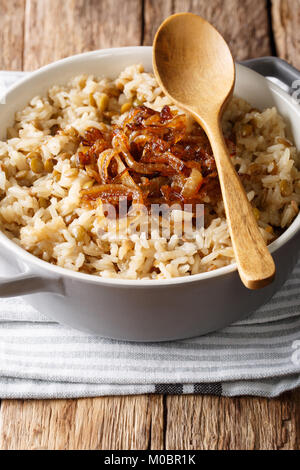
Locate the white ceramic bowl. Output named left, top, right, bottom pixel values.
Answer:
left=0, top=47, right=300, bottom=341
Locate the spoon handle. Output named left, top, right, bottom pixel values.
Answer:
left=205, top=118, right=275, bottom=290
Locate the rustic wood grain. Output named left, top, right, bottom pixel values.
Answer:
left=0, top=395, right=164, bottom=450
left=144, top=0, right=272, bottom=60
left=1, top=391, right=299, bottom=450
left=0, top=0, right=25, bottom=70
left=272, top=0, right=300, bottom=69
left=166, top=390, right=300, bottom=450
left=23, top=0, right=143, bottom=70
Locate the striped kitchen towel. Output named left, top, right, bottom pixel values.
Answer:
left=0, top=258, right=300, bottom=399
left=0, top=71, right=299, bottom=399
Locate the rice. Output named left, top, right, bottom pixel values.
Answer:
left=0, top=64, right=299, bottom=280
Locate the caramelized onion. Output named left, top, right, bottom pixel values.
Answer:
left=85, top=165, right=102, bottom=183
left=78, top=106, right=227, bottom=214
left=181, top=168, right=204, bottom=198
left=113, top=169, right=143, bottom=193
left=97, top=149, right=120, bottom=182
left=141, top=150, right=185, bottom=172
left=112, top=131, right=173, bottom=175
left=81, top=183, right=143, bottom=204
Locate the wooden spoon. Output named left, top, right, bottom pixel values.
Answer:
left=153, top=13, right=275, bottom=289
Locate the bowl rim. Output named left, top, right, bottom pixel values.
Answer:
left=1, top=45, right=300, bottom=287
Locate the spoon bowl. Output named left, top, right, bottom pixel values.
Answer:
left=153, top=13, right=276, bottom=290
left=153, top=12, right=235, bottom=125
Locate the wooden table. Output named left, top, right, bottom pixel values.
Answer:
left=0, top=0, right=299, bottom=450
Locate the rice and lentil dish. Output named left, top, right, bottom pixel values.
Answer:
left=0, top=64, right=299, bottom=279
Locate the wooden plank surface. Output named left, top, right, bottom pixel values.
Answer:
left=0, top=396, right=164, bottom=450
left=143, top=0, right=272, bottom=60
left=272, top=0, right=300, bottom=69
left=166, top=391, right=300, bottom=450
left=0, top=0, right=300, bottom=451
left=1, top=391, right=300, bottom=450
left=0, top=0, right=25, bottom=70
left=23, top=0, right=143, bottom=70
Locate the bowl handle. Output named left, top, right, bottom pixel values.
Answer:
left=0, top=271, right=64, bottom=298
left=241, top=56, right=300, bottom=94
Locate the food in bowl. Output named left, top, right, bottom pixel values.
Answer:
left=0, top=64, right=299, bottom=280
